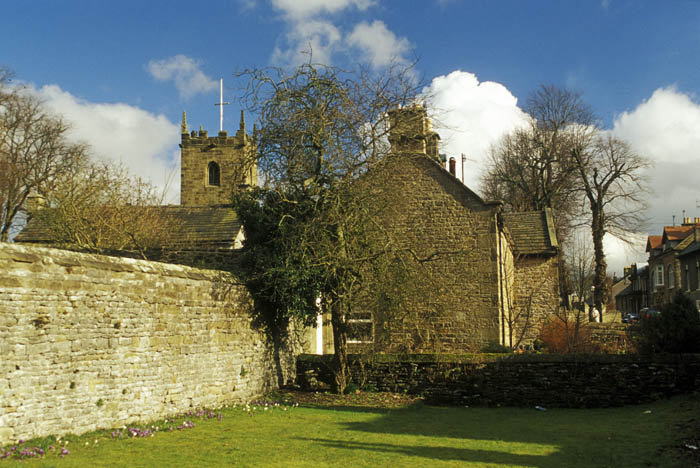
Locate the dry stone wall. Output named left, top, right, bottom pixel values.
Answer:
left=0, top=243, right=291, bottom=445
left=298, top=353, right=700, bottom=408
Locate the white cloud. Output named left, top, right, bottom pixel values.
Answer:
left=146, top=55, right=217, bottom=99
left=422, top=70, right=529, bottom=189
left=32, top=84, right=181, bottom=203
left=268, top=0, right=412, bottom=68
left=613, top=86, right=700, bottom=228
left=271, top=0, right=374, bottom=19
left=347, top=20, right=412, bottom=68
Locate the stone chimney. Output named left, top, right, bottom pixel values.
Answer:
left=387, top=104, right=441, bottom=163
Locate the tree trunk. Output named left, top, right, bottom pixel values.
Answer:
left=330, top=299, right=349, bottom=394
left=590, top=208, right=607, bottom=322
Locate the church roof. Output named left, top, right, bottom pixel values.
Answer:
left=501, top=209, right=558, bottom=255
left=15, top=205, right=242, bottom=249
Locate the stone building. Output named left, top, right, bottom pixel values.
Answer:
left=314, top=105, right=560, bottom=354
left=615, top=263, right=649, bottom=318
left=646, top=219, right=700, bottom=308
left=180, top=111, right=257, bottom=206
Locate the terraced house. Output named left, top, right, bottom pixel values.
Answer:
left=646, top=219, right=700, bottom=310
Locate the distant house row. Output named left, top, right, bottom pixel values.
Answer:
left=617, top=218, right=700, bottom=316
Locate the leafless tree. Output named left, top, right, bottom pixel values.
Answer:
left=31, top=158, right=176, bottom=259
left=0, top=74, right=87, bottom=241
left=570, top=134, right=650, bottom=321
left=481, top=85, right=595, bottom=242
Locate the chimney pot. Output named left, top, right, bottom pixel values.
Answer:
left=449, top=157, right=456, bottom=176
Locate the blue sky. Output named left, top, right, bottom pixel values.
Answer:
left=3, top=0, right=700, bottom=273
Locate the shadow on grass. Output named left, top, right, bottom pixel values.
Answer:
left=301, top=399, right=689, bottom=468
left=294, top=437, right=550, bottom=466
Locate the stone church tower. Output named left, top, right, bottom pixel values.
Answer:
left=180, top=111, right=257, bottom=206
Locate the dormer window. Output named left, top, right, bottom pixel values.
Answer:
left=208, top=161, right=220, bottom=186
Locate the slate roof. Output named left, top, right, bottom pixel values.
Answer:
left=15, top=205, right=242, bottom=249
left=501, top=209, right=558, bottom=255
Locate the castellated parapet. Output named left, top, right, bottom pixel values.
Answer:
left=180, top=110, right=257, bottom=206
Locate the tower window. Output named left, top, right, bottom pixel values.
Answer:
left=208, top=162, right=220, bottom=186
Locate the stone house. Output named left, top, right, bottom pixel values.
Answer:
left=315, top=105, right=561, bottom=354
left=615, top=263, right=649, bottom=317
left=678, top=230, right=700, bottom=311
left=646, top=219, right=700, bottom=309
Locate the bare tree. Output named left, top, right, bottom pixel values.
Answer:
left=0, top=78, right=87, bottom=241
left=570, top=134, right=650, bottom=321
left=482, top=85, right=594, bottom=242
left=31, top=158, right=175, bottom=259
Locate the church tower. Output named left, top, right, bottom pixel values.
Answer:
left=179, top=110, right=257, bottom=206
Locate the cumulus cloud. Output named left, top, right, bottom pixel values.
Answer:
left=422, top=70, right=529, bottom=189
left=613, top=87, right=700, bottom=227
left=347, top=20, right=412, bottom=68
left=33, top=84, right=181, bottom=203
left=146, top=55, right=217, bottom=99
left=269, top=0, right=411, bottom=68
left=601, top=86, right=700, bottom=272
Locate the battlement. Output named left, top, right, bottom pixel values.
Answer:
left=181, top=129, right=251, bottom=148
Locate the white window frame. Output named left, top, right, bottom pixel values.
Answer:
left=668, top=265, right=675, bottom=289
left=347, top=312, right=373, bottom=344
left=654, top=264, right=664, bottom=287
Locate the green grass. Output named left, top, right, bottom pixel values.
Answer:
left=2, top=396, right=695, bottom=468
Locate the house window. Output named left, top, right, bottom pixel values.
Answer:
left=668, top=265, right=675, bottom=289
left=208, top=162, right=220, bottom=186
left=654, top=264, right=664, bottom=287
left=347, top=311, right=373, bottom=344
left=686, top=265, right=691, bottom=292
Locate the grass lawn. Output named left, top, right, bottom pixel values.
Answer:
left=2, top=391, right=697, bottom=468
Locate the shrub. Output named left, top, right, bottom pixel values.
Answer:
left=633, top=291, right=700, bottom=354
left=538, top=311, right=593, bottom=354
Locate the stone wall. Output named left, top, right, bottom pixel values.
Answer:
left=297, top=353, right=700, bottom=408
left=0, top=243, right=293, bottom=445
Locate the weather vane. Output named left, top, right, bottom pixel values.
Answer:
left=215, top=79, right=230, bottom=132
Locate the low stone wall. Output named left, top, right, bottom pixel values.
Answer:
left=297, top=353, right=700, bottom=408
left=0, top=243, right=294, bottom=445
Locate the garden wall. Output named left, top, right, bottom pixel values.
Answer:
left=0, top=243, right=295, bottom=445
left=297, top=353, right=700, bottom=408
